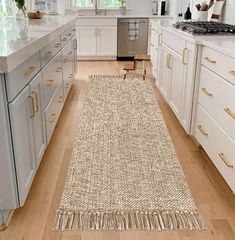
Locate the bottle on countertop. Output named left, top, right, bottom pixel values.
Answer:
left=184, top=6, right=192, bottom=20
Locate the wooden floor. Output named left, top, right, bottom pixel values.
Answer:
left=1, top=61, right=235, bottom=240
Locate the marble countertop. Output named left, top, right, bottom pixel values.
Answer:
left=0, top=15, right=77, bottom=73
left=77, top=15, right=172, bottom=19
left=150, top=19, right=235, bottom=59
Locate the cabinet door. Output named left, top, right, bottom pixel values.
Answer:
left=159, top=45, right=171, bottom=101
left=77, top=26, right=96, bottom=56
left=168, top=50, right=186, bottom=120
left=96, top=26, right=117, bottom=56
left=29, top=73, right=47, bottom=168
left=9, top=86, right=36, bottom=206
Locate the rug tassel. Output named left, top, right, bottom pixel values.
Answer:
left=53, top=209, right=206, bottom=231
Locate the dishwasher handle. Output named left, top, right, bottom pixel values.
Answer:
left=119, top=20, right=149, bottom=24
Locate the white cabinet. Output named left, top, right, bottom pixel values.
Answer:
left=156, top=30, right=197, bottom=134
left=96, top=26, right=117, bottom=56
left=77, top=18, right=117, bottom=59
left=9, top=84, right=36, bottom=206
left=77, top=26, right=96, bottom=56
left=29, top=74, right=47, bottom=168
left=9, top=73, right=46, bottom=206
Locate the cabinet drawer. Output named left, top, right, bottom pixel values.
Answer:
left=202, top=47, right=235, bottom=86
left=40, top=37, right=61, bottom=68
left=45, top=87, right=64, bottom=143
left=195, top=104, right=235, bottom=193
left=162, top=31, right=186, bottom=55
left=61, top=26, right=75, bottom=48
left=6, top=52, right=41, bottom=102
left=42, top=53, right=63, bottom=109
left=198, top=66, right=235, bottom=141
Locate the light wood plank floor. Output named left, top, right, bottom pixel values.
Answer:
left=1, top=61, right=235, bottom=240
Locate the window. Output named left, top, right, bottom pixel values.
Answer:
left=74, top=0, right=121, bottom=8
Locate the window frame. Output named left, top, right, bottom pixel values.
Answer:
left=73, top=0, right=126, bottom=10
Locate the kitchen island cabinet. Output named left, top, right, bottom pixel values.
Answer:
left=0, top=16, right=77, bottom=223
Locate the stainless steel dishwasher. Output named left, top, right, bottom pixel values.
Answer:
left=117, top=18, right=149, bottom=59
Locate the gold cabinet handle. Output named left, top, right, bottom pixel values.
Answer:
left=57, top=96, right=64, bottom=103
left=67, top=33, right=72, bottom=37
left=204, top=57, right=216, bottom=64
left=167, top=54, right=172, bottom=70
left=24, top=66, right=36, bottom=76
left=65, top=83, right=70, bottom=89
left=158, top=34, right=162, bottom=47
left=68, top=51, right=73, bottom=56
left=224, top=107, right=235, bottom=119
left=56, top=66, right=62, bottom=72
left=48, top=113, right=57, bottom=123
left=32, top=91, right=39, bottom=113
left=150, top=43, right=154, bottom=47
left=46, top=79, right=55, bottom=86
left=197, top=125, right=208, bottom=136
left=28, top=95, right=35, bottom=118
left=69, top=74, right=73, bottom=79
left=72, top=28, right=76, bottom=32
left=182, top=48, right=188, bottom=65
left=219, top=153, right=234, bottom=168
left=62, top=37, right=67, bottom=41
left=201, top=87, right=213, bottom=97
left=229, top=70, right=235, bottom=77
left=55, top=43, right=60, bottom=48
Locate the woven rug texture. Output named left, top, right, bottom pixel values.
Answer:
left=54, top=75, right=204, bottom=231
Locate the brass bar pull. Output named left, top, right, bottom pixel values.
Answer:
left=204, top=57, right=216, bottom=64
left=72, top=28, right=76, bottom=32
left=68, top=51, right=73, bottom=56
left=201, top=87, right=213, bottom=97
left=48, top=113, right=57, bottom=123
left=219, top=153, right=234, bottom=168
left=56, top=66, right=62, bottom=72
left=67, top=33, right=72, bottom=37
left=46, top=79, right=55, bottom=86
left=229, top=70, right=235, bottom=77
left=32, top=91, right=39, bottom=113
left=65, top=83, right=70, bottom=89
left=25, top=66, right=36, bottom=76
left=158, top=34, right=162, bottom=47
left=166, top=54, right=170, bottom=69
left=168, top=54, right=172, bottom=70
left=28, top=95, right=35, bottom=118
left=182, top=48, right=188, bottom=65
left=224, top=107, right=235, bottom=119
left=69, top=74, right=73, bottom=79
left=197, top=125, right=208, bottom=136
left=55, top=43, right=60, bottom=48
left=57, top=96, right=64, bottom=103
left=62, top=37, right=67, bottom=41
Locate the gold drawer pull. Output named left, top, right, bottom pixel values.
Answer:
left=201, top=87, right=213, bottom=97
left=197, top=125, right=208, bottom=136
left=166, top=54, right=172, bottom=70
left=182, top=48, right=188, bottom=65
left=32, top=91, right=39, bottom=113
left=24, top=66, right=36, bottom=76
left=68, top=51, right=73, bottom=56
left=46, top=79, right=55, bottom=86
left=55, top=43, right=60, bottom=48
left=158, top=33, right=162, bottom=47
left=69, top=74, right=73, bottom=79
left=219, top=153, right=234, bottom=168
left=57, top=96, right=64, bottom=103
left=62, top=37, right=67, bottom=41
left=72, top=28, right=76, bottom=32
left=28, top=95, right=35, bottom=118
left=68, top=33, right=72, bottom=37
left=224, top=107, right=235, bottom=119
left=204, top=57, right=216, bottom=64
left=48, top=113, right=57, bottom=123
left=229, top=70, right=235, bottom=77
left=65, top=83, right=70, bottom=89
left=56, top=67, right=62, bottom=72
left=150, top=43, right=154, bottom=47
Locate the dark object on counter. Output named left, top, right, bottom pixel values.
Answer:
left=173, top=21, right=235, bottom=35
left=184, top=6, right=192, bottom=20
left=27, top=11, right=44, bottom=19
left=161, top=1, right=166, bottom=15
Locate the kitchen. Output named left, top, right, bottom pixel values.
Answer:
left=0, top=0, right=235, bottom=239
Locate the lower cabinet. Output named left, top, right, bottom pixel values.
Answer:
left=9, top=73, right=46, bottom=206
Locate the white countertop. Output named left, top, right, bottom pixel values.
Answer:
left=77, top=15, right=172, bottom=19
left=150, top=19, right=235, bottom=59
left=0, top=15, right=77, bottom=73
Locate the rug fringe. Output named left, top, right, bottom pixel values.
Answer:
left=53, top=210, right=206, bottom=231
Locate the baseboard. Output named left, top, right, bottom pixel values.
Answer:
left=78, top=56, right=117, bottom=61
left=0, top=209, right=14, bottom=231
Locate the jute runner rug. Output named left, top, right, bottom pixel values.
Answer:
left=54, top=75, right=205, bottom=231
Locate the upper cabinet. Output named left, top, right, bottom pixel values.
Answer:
left=77, top=18, right=117, bottom=60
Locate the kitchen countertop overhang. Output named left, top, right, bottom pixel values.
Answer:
left=0, top=15, right=77, bottom=73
